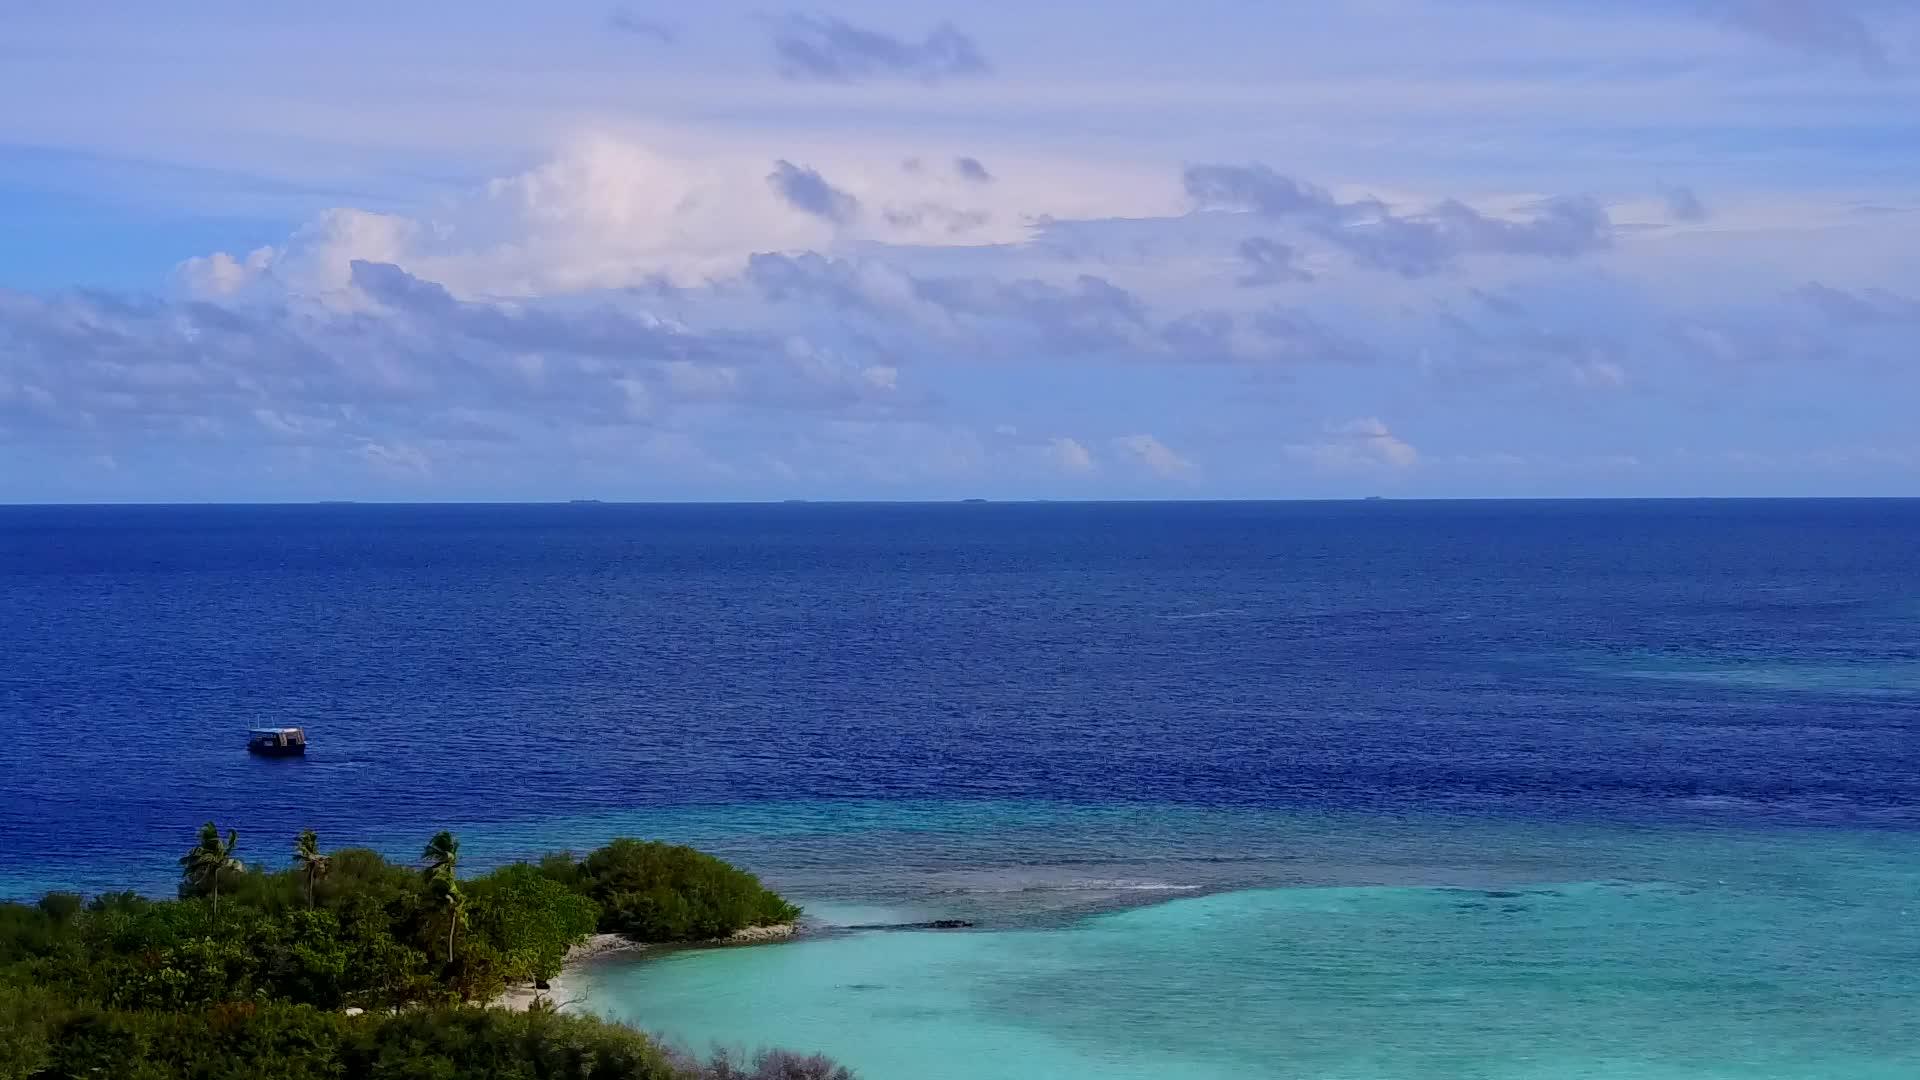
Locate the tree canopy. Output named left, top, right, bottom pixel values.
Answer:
left=550, top=838, right=802, bottom=942
left=0, top=828, right=828, bottom=1080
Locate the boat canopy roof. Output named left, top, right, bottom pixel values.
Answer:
left=249, top=727, right=304, bottom=735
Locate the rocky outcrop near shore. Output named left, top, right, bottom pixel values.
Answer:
left=719, top=922, right=799, bottom=944
left=565, top=931, right=650, bottom=965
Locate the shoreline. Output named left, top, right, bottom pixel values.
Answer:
left=493, top=923, right=797, bottom=1012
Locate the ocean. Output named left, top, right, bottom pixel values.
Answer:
left=3, top=500, right=1918, bottom=1077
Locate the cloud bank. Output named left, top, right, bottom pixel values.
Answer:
left=4, top=124, right=1918, bottom=500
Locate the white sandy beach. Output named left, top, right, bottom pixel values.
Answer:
left=494, top=924, right=796, bottom=1012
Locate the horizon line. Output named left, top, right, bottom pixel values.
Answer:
left=6, top=494, right=1920, bottom=509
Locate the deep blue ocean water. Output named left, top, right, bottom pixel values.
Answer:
left=4, top=500, right=1919, bottom=1077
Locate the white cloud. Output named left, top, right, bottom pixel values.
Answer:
left=359, top=440, right=432, bottom=477
left=173, top=136, right=1178, bottom=301
left=175, top=246, right=275, bottom=298
left=1288, top=417, right=1420, bottom=471
left=10, top=124, right=1920, bottom=501
left=1112, top=433, right=1194, bottom=478
left=1047, top=436, right=1096, bottom=473
left=171, top=140, right=814, bottom=298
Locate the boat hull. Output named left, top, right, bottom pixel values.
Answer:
left=247, top=743, right=306, bottom=757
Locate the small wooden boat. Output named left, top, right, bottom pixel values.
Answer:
left=247, top=727, right=307, bottom=757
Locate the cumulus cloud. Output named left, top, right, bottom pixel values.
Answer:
left=1287, top=418, right=1420, bottom=471
left=11, top=5, right=1920, bottom=502
left=1112, top=434, right=1195, bottom=478
left=767, top=160, right=862, bottom=225
left=740, top=249, right=1375, bottom=367
left=766, top=14, right=989, bottom=83
left=742, top=251, right=1156, bottom=356
left=172, top=141, right=901, bottom=298
left=1047, top=436, right=1096, bottom=473
left=0, top=255, right=915, bottom=475
left=175, top=139, right=1140, bottom=298
left=918, top=273, right=1153, bottom=353
left=174, top=143, right=1620, bottom=316
left=19, top=137, right=1913, bottom=499
left=174, top=246, right=275, bottom=298
left=1184, top=163, right=1612, bottom=276
left=172, top=208, right=420, bottom=300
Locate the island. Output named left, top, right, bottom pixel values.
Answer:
left=0, top=825, right=852, bottom=1079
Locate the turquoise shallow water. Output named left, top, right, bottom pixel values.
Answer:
left=7, top=793, right=1914, bottom=1077
left=566, top=807, right=1920, bottom=1080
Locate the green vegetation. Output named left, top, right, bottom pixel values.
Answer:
left=291, top=829, right=329, bottom=908
left=177, top=824, right=241, bottom=918
left=11, top=1003, right=852, bottom=1080
left=0, top=827, right=833, bottom=1080
left=542, top=839, right=803, bottom=942
left=420, top=830, right=464, bottom=967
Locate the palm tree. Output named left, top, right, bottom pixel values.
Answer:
left=432, top=877, right=465, bottom=967
left=422, top=831, right=462, bottom=963
left=180, top=822, right=241, bottom=917
left=293, top=829, right=331, bottom=908
left=421, top=830, right=459, bottom=884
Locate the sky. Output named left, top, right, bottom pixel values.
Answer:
left=3, top=1, right=1919, bottom=502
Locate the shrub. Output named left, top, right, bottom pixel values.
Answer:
left=674, top=1048, right=859, bottom=1080
left=344, top=1007, right=686, bottom=1080
left=312, top=848, right=423, bottom=909
left=30, top=1004, right=858, bottom=1080
left=566, top=840, right=800, bottom=942
left=38, top=1002, right=347, bottom=1080
left=35, top=892, right=83, bottom=923
left=0, top=903, right=59, bottom=966
left=465, top=863, right=600, bottom=983
left=250, top=909, right=352, bottom=1009
left=0, top=983, right=64, bottom=1080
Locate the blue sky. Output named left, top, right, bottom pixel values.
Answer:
left=3, top=1, right=1919, bottom=501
